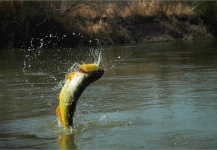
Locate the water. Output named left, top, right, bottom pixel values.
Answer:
left=1, top=40, right=217, bottom=149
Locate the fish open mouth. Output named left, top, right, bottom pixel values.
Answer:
left=78, top=68, right=87, bottom=74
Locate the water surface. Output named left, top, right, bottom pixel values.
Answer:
left=1, top=40, right=217, bottom=149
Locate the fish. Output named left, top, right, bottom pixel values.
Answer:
left=56, top=63, right=104, bottom=129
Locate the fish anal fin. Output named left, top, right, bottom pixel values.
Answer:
left=56, top=105, right=64, bottom=127
left=66, top=72, right=75, bottom=80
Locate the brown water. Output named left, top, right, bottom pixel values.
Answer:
left=0, top=40, right=217, bottom=149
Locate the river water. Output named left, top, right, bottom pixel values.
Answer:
left=0, top=40, right=217, bottom=149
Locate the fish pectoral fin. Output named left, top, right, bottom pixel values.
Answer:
left=66, top=72, right=75, bottom=80
left=56, top=105, right=64, bottom=126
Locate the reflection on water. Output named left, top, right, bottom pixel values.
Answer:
left=1, top=40, right=217, bottom=149
left=57, top=134, right=76, bottom=150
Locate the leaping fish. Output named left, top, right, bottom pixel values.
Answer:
left=56, top=53, right=104, bottom=129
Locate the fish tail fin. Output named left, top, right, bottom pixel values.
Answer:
left=56, top=105, right=64, bottom=127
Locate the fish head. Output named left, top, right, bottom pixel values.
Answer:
left=79, top=64, right=104, bottom=83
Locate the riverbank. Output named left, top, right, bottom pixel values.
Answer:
left=105, top=14, right=214, bottom=44
left=0, top=1, right=216, bottom=49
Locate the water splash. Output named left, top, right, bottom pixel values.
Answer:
left=67, top=62, right=80, bottom=73
left=96, top=50, right=102, bottom=66
left=21, top=32, right=104, bottom=100
left=21, top=35, right=134, bottom=134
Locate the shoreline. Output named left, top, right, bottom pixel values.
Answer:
left=97, top=14, right=215, bottom=46
left=0, top=1, right=216, bottom=50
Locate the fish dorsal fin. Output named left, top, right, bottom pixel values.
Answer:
left=56, top=105, right=65, bottom=127
left=79, top=64, right=99, bottom=73
left=66, top=72, right=75, bottom=80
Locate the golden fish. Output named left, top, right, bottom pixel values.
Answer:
left=56, top=63, right=104, bottom=129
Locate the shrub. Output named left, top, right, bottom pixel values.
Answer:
left=193, top=1, right=217, bottom=36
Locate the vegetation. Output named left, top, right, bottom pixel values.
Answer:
left=193, top=1, right=217, bottom=36
left=0, top=1, right=216, bottom=49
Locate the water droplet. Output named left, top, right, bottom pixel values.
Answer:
left=125, top=121, right=132, bottom=127
left=100, top=115, right=107, bottom=123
